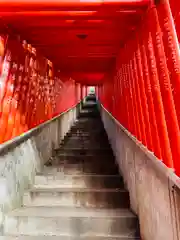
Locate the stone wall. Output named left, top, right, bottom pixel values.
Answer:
left=100, top=105, right=180, bottom=240
left=0, top=102, right=80, bottom=233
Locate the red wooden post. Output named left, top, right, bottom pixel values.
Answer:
left=129, top=58, right=142, bottom=142
left=157, top=0, right=180, bottom=126
left=135, top=35, right=153, bottom=149
left=140, top=28, right=162, bottom=158
left=148, top=6, right=180, bottom=170
left=119, top=66, right=128, bottom=128
left=124, top=62, right=134, bottom=133
left=132, top=51, right=147, bottom=145
left=145, top=21, right=173, bottom=167
left=121, top=63, right=131, bottom=131
left=126, top=62, right=137, bottom=137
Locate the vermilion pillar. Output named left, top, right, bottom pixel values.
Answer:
left=135, top=36, right=153, bottom=150
left=129, top=59, right=142, bottom=141
left=148, top=6, right=180, bottom=171
left=132, top=53, right=147, bottom=145
left=157, top=0, right=180, bottom=127
left=145, top=26, right=173, bottom=167
left=140, top=30, right=162, bottom=158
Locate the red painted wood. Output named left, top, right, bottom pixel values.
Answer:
left=0, top=37, right=81, bottom=144
left=0, top=0, right=151, bottom=11
left=140, top=28, right=162, bottom=158
left=1, top=0, right=180, bottom=176
left=135, top=36, right=152, bottom=149
left=148, top=6, right=180, bottom=169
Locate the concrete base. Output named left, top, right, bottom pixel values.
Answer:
left=0, top=103, right=80, bottom=234
left=4, top=207, right=137, bottom=236
left=100, top=105, right=180, bottom=240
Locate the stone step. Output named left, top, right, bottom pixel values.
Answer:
left=4, top=207, right=139, bottom=237
left=56, top=148, right=113, bottom=156
left=61, top=136, right=109, bottom=142
left=0, top=235, right=140, bottom=239
left=73, top=120, right=102, bottom=124
left=42, top=163, right=119, bottom=175
left=60, top=143, right=110, bottom=149
left=82, top=103, right=97, bottom=106
left=64, top=135, right=105, bottom=140
left=63, top=136, right=107, bottom=142
left=67, top=133, right=107, bottom=139
left=70, top=126, right=104, bottom=131
left=73, top=123, right=103, bottom=127
left=69, top=131, right=104, bottom=136
left=23, top=187, right=129, bottom=208
left=66, top=133, right=97, bottom=137
left=64, top=137, right=103, bottom=142
left=69, top=129, right=104, bottom=134
left=60, top=139, right=110, bottom=146
left=52, top=154, right=115, bottom=163
left=81, top=106, right=97, bottom=109
left=60, top=141, right=110, bottom=148
left=80, top=107, right=98, bottom=111
left=70, top=122, right=95, bottom=127
left=59, top=148, right=112, bottom=154
left=35, top=174, right=124, bottom=189
left=74, top=118, right=101, bottom=123
left=60, top=145, right=111, bottom=150
left=79, top=113, right=99, bottom=118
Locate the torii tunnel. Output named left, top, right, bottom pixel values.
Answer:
left=0, top=0, right=180, bottom=240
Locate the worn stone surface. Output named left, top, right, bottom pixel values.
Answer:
left=3, top=96, right=140, bottom=239
left=4, top=207, right=138, bottom=236
left=0, top=236, right=140, bottom=240
left=23, top=188, right=129, bottom=208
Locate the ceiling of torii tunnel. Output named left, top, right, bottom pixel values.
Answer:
left=0, top=0, right=151, bottom=85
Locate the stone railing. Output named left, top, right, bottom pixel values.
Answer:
left=0, top=101, right=82, bottom=233
left=100, top=104, right=180, bottom=240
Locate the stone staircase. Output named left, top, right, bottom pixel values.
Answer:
left=2, top=94, right=141, bottom=239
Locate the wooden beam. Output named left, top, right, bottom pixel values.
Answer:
left=0, top=0, right=151, bottom=11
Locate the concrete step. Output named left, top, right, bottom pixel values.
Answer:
left=56, top=148, right=113, bottom=156
left=60, top=140, right=110, bottom=148
left=81, top=103, right=97, bottom=107
left=52, top=154, right=115, bottom=164
left=60, top=142, right=110, bottom=148
left=74, top=119, right=101, bottom=123
left=63, top=135, right=105, bottom=140
left=59, top=148, right=112, bottom=154
left=70, top=127, right=105, bottom=132
left=0, top=235, right=140, bottom=239
left=60, top=144, right=111, bottom=151
left=63, top=136, right=108, bottom=143
left=66, top=133, right=96, bottom=138
left=71, top=124, right=105, bottom=129
left=79, top=107, right=98, bottom=111
left=4, top=207, right=139, bottom=237
left=35, top=174, right=124, bottom=189
left=23, top=187, right=129, bottom=208
left=42, top=164, right=119, bottom=175
left=65, top=130, right=106, bottom=137
left=72, top=125, right=103, bottom=130
left=78, top=113, right=99, bottom=118
left=53, top=153, right=115, bottom=161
